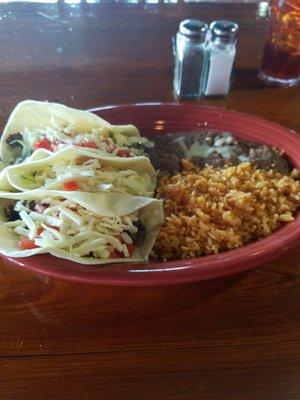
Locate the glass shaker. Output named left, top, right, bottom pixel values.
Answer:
left=173, top=19, right=208, bottom=99
left=203, top=20, right=238, bottom=97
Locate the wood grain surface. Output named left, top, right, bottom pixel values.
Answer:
left=0, top=2, right=299, bottom=399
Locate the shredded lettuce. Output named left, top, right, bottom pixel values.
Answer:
left=20, top=158, right=154, bottom=196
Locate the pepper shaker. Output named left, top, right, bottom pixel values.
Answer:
left=203, top=20, right=238, bottom=97
left=173, top=19, right=208, bottom=99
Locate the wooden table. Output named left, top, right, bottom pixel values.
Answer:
left=0, top=2, right=299, bottom=399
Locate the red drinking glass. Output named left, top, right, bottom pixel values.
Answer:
left=258, top=0, right=300, bottom=86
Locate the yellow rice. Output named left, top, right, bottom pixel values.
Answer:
left=153, top=160, right=300, bottom=260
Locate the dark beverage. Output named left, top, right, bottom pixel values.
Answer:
left=258, top=0, right=300, bottom=86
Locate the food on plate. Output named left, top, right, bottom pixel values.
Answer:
left=152, top=160, right=300, bottom=260
left=0, top=100, right=299, bottom=267
left=0, top=100, right=152, bottom=165
left=147, top=131, right=291, bottom=175
left=0, top=146, right=156, bottom=196
left=0, top=190, right=163, bottom=264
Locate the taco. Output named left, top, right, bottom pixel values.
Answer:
left=0, top=146, right=156, bottom=197
left=0, top=100, right=152, bottom=165
left=0, top=190, right=163, bottom=264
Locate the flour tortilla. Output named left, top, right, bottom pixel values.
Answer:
left=0, top=190, right=163, bottom=264
left=0, top=100, right=140, bottom=164
left=0, top=161, right=5, bottom=173
left=0, top=148, right=54, bottom=191
left=0, top=146, right=156, bottom=193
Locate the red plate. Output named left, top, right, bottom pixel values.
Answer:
left=2, top=103, right=300, bottom=286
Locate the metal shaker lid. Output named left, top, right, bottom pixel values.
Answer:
left=179, top=19, right=208, bottom=41
left=210, top=20, right=239, bottom=43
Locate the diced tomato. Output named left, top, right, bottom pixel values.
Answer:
left=36, top=227, right=44, bottom=236
left=116, top=149, right=130, bottom=158
left=34, top=138, right=53, bottom=151
left=126, top=243, right=136, bottom=257
left=80, top=141, right=98, bottom=149
left=62, top=181, right=79, bottom=191
left=110, top=250, right=121, bottom=258
left=18, top=238, right=39, bottom=250
left=34, top=139, right=61, bottom=151
left=110, top=243, right=136, bottom=259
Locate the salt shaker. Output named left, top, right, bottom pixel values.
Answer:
left=173, top=19, right=208, bottom=99
left=203, top=20, right=238, bottom=97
